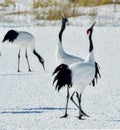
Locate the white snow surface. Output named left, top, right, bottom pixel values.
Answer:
left=0, top=26, right=120, bottom=129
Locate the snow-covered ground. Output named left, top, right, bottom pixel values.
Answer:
left=0, top=25, right=120, bottom=129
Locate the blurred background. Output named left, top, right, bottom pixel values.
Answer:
left=0, top=0, right=120, bottom=26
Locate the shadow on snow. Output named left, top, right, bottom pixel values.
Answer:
left=0, top=107, right=76, bottom=115
left=0, top=72, right=39, bottom=77
left=1, top=111, right=43, bottom=114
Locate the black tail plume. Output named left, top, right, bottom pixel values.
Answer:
left=52, top=64, right=72, bottom=92
left=91, top=62, right=101, bottom=87
left=3, top=30, right=18, bottom=43
left=33, top=49, right=45, bottom=70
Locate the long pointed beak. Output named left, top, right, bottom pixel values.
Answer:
left=91, top=21, right=96, bottom=29
left=42, top=63, right=45, bottom=70
left=67, top=20, right=69, bottom=26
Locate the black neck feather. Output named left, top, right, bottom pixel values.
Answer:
left=33, top=49, right=45, bottom=70
left=89, top=30, right=93, bottom=52
left=59, top=21, right=66, bottom=43
left=33, top=49, right=43, bottom=63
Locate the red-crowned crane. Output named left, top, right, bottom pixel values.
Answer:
left=56, top=17, right=84, bottom=117
left=2, top=30, right=45, bottom=72
left=55, top=17, right=100, bottom=118
left=53, top=22, right=101, bottom=119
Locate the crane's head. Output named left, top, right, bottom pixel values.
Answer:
left=62, top=16, right=69, bottom=26
left=62, top=11, right=69, bottom=25
left=87, top=22, right=96, bottom=35
left=40, top=57, right=45, bottom=70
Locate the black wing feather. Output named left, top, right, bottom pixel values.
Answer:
left=91, top=62, right=101, bottom=87
left=52, top=64, right=72, bottom=92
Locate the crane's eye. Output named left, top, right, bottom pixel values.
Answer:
left=41, top=58, right=44, bottom=63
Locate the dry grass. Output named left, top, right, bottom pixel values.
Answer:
left=69, top=0, right=113, bottom=6
left=116, top=0, right=120, bottom=4
left=46, top=9, right=61, bottom=20
left=6, top=11, right=30, bottom=16
left=0, top=3, right=5, bottom=6
left=0, top=0, right=15, bottom=7
left=32, top=0, right=60, bottom=8
left=0, top=0, right=119, bottom=21
left=32, top=0, right=81, bottom=20
left=31, top=0, right=114, bottom=20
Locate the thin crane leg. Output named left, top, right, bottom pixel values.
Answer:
left=70, top=91, right=79, bottom=108
left=18, top=49, right=21, bottom=72
left=61, top=87, right=69, bottom=118
left=76, top=92, right=83, bottom=119
left=25, top=50, right=31, bottom=72
left=79, top=94, right=89, bottom=117
left=76, top=93, right=89, bottom=119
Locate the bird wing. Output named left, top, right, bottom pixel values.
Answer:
left=70, top=62, right=95, bottom=86
left=91, top=62, right=101, bottom=86
left=57, top=52, right=84, bottom=65
left=52, top=64, right=72, bottom=92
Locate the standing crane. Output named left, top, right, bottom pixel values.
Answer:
left=2, top=30, right=45, bottom=72
left=56, top=17, right=84, bottom=117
